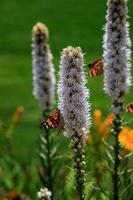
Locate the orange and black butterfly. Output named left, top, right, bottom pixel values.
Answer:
left=126, top=103, right=133, bottom=113
left=40, top=109, right=65, bottom=129
left=88, top=58, right=104, bottom=77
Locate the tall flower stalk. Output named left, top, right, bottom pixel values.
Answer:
left=32, top=22, right=55, bottom=199
left=58, top=47, right=91, bottom=200
left=103, top=0, right=132, bottom=199
left=32, top=22, right=55, bottom=111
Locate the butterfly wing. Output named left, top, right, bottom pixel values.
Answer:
left=88, top=58, right=101, bottom=69
left=40, top=109, right=65, bottom=129
left=126, top=103, right=133, bottom=113
left=88, top=58, right=104, bottom=77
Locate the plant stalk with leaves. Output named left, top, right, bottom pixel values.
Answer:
left=32, top=22, right=56, bottom=199
left=58, top=47, right=91, bottom=200
left=111, top=113, right=122, bottom=200
left=39, top=120, right=53, bottom=197
left=103, top=0, right=132, bottom=199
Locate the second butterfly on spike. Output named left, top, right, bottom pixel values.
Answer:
left=88, top=58, right=104, bottom=77
left=126, top=103, right=133, bottom=113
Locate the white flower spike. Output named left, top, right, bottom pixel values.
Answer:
left=32, top=22, right=55, bottom=111
left=103, top=0, right=132, bottom=113
left=58, top=46, right=91, bottom=138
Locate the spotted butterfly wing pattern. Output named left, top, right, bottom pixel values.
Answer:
left=40, top=109, right=65, bottom=129
left=88, top=58, right=104, bottom=77
left=126, top=103, right=133, bottom=113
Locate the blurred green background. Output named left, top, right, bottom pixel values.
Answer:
left=0, top=0, right=133, bottom=163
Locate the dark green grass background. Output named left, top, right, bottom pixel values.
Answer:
left=0, top=0, right=133, bottom=162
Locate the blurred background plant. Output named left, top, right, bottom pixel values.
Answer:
left=0, top=106, right=24, bottom=155
left=86, top=109, right=133, bottom=199
left=0, top=106, right=39, bottom=199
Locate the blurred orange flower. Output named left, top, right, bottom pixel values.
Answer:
left=10, top=106, right=24, bottom=125
left=99, top=113, right=114, bottom=137
left=0, top=190, right=31, bottom=200
left=94, top=109, right=102, bottom=126
left=119, top=127, right=133, bottom=151
left=89, top=109, right=133, bottom=152
left=87, top=109, right=114, bottom=144
left=93, top=109, right=114, bottom=137
left=86, top=134, right=93, bottom=145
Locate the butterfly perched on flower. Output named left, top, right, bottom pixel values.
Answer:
left=126, top=103, right=133, bottom=113
left=40, top=109, right=65, bottom=129
left=88, top=58, right=104, bottom=77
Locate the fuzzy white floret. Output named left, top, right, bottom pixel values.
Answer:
left=37, top=188, right=52, bottom=200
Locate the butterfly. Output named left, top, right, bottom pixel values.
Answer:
left=88, top=58, right=104, bottom=77
left=40, top=109, right=65, bottom=129
left=126, top=103, right=133, bottom=113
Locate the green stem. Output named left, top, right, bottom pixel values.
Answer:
left=40, top=110, right=53, bottom=200
left=123, top=158, right=128, bottom=200
left=71, top=132, right=86, bottom=200
left=45, top=128, right=53, bottom=200
left=112, top=114, right=122, bottom=200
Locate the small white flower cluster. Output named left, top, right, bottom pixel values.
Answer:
left=103, top=0, right=132, bottom=113
left=32, top=22, right=55, bottom=111
left=37, top=188, right=52, bottom=200
left=58, top=46, right=91, bottom=138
